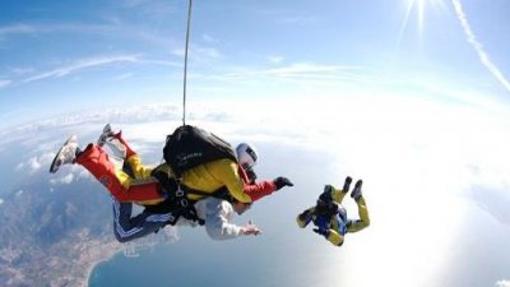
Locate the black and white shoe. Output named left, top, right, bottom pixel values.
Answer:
left=49, top=135, right=79, bottom=174
left=351, top=179, right=363, bottom=201
left=342, top=176, right=352, bottom=193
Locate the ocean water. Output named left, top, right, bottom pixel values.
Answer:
left=88, top=227, right=329, bottom=287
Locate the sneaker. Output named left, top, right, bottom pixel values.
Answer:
left=49, top=135, right=79, bottom=174
left=351, top=179, right=363, bottom=201
left=342, top=176, right=352, bottom=193
left=97, top=123, right=114, bottom=147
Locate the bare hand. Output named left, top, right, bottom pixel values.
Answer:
left=241, top=220, right=262, bottom=236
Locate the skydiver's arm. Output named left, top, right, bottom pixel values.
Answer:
left=237, top=164, right=277, bottom=201
left=204, top=200, right=244, bottom=240
left=297, top=207, right=315, bottom=228
left=243, top=181, right=277, bottom=201
left=347, top=197, right=370, bottom=233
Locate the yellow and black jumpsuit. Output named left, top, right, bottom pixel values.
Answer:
left=297, top=185, right=370, bottom=246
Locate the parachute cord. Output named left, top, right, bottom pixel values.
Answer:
left=182, top=0, right=193, bottom=126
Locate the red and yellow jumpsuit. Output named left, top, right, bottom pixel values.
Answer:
left=74, top=133, right=276, bottom=205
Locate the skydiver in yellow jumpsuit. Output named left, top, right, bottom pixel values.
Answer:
left=297, top=177, right=370, bottom=246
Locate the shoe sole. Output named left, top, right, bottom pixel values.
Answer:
left=49, top=136, right=76, bottom=174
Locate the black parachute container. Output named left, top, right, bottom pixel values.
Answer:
left=163, top=125, right=237, bottom=178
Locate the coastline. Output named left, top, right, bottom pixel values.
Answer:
left=84, top=247, right=122, bottom=287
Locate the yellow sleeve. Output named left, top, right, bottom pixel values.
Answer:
left=210, top=159, right=252, bottom=203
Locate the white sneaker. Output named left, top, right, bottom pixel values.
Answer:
left=97, top=124, right=126, bottom=160
left=49, top=135, right=79, bottom=174
left=97, top=123, right=114, bottom=147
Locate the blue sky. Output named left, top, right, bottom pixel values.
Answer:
left=0, top=0, right=509, bottom=128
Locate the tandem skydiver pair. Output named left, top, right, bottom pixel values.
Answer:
left=49, top=124, right=293, bottom=242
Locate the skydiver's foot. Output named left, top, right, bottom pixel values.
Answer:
left=351, top=179, right=363, bottom=201
left=49, top=135, right=80, bottom=174
left=98, top=124, right=127, bottom=160
left=97, top=123, right=115, bottom=147
left=342, top=176, right=352, bottom=193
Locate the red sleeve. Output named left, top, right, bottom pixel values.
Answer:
left=238, top=166, right=277, bottom=202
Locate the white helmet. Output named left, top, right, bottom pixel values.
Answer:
left=236, top=143, right=258, bottom=169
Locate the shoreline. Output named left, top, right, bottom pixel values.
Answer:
left=76, top=238, right=123, bottom=287
left=84, top=249, right=121, bottom=287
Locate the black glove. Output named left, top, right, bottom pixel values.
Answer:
left=273, top=177, right=294, bottom=190
left=313, top=228, right=329, bottom=238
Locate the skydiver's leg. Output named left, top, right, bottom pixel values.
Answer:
left=74, top=144, right=162, bottom=202
left=112, top=199, right=171, bottom=243
left=347, top=196, right=370, bottom=233
left=326, top=229, right=344, bottom=247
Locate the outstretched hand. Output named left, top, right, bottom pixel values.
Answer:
left=274, top=177, right=294, bottom=190
left=241, top=220, right=262, bottom=236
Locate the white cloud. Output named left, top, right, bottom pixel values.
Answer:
left=496, top=280, right=510, bottom=287
left=268, top=56, right=284, bottom=64
left=50, top=173, right=75, bottom=185
left=17, top=152, right=56, bottom=173
left=208, top=62, right=365, bottom=83
left=279, top=16, right=317, bottom=25
left=172, top=46, right=222, bottom=60
left=0, top=198, right=4, bottom=205
left=171, top=49, right=185, bottom=57
left=121, top=0, right=176, bottom=16
left=0, top=23, right=114, bottom=39
left=16, top=190, right=24, bottom=196
left=0, top=22, right=175, bottom=50
left=0, top=24, right=36, bottom=36
left=139, top=59, right=180, bottom=67
left=28, top=156, right=42, bottom=171
left=451, top=0, right=510, bottom=94
left=10, top=67, right=35, bottom=75
left=264, top=63, right=348, bottom=76
left=0, top=79, right=12, bottom=88
left=23, top=55, right=140, bottom=83
left=78, top=169, right=92, bottom=179
left=202, top=34, right=218, bottom=44
left=15, top=162, right=24, bottom=171
left=113, top=73, right=134, bottom=81
left=195, top=47, right=221, bottom=59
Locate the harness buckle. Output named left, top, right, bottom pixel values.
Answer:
left=176, top=188, right=185, bottom=197
left=180, top=199, right=188, bottom=207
